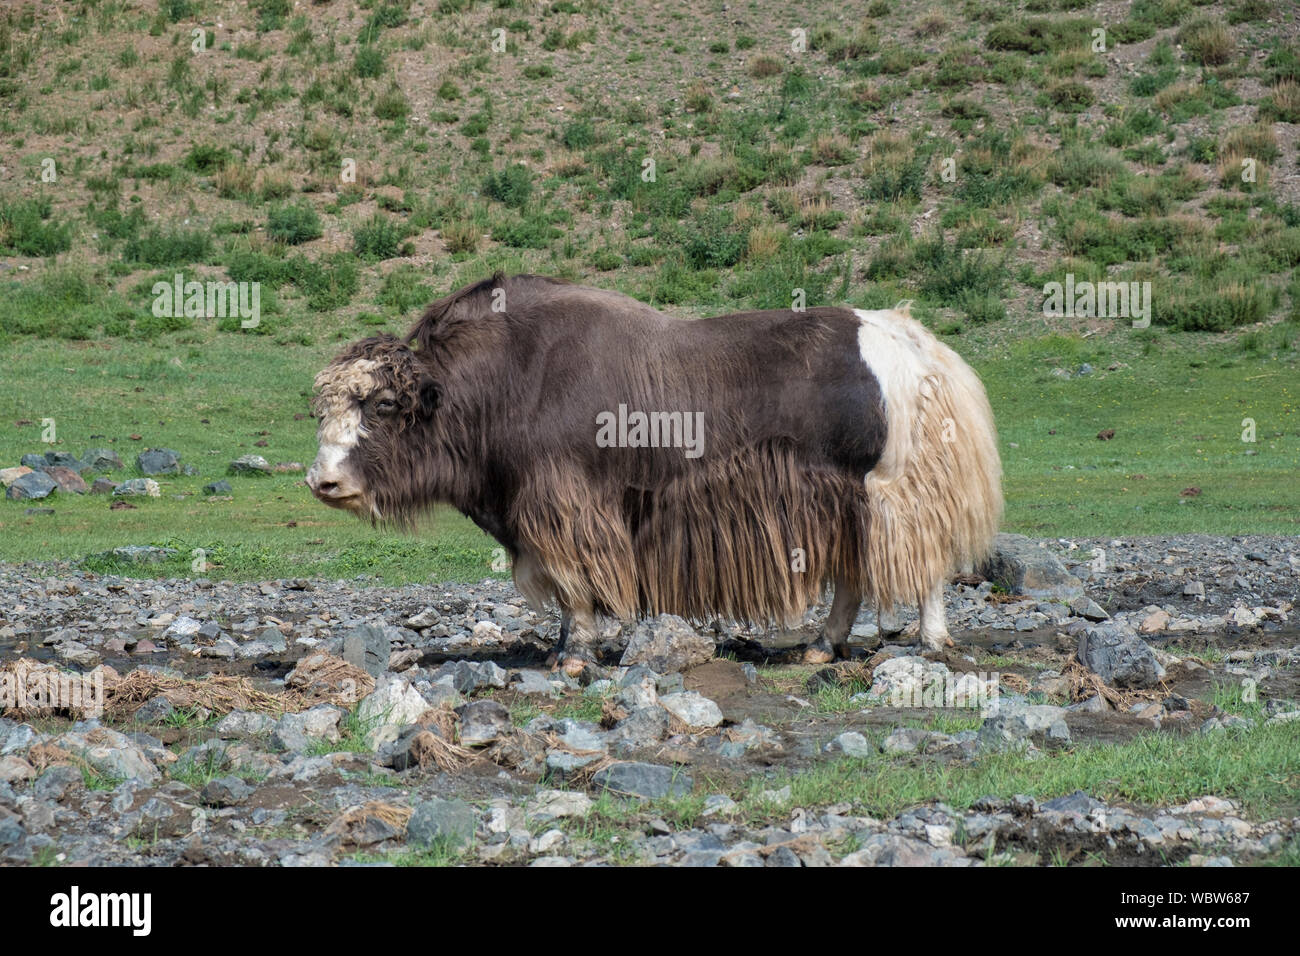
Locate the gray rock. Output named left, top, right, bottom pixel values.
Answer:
left=591, top=761, right=692, bottom=799
left=527, top=790, right=593, bottom=823
left=1042, top=790, right=1104, bottom=814
left=659, top=691, right=724, bottom=728
left=81, top=448, right=123, bottom=472
left=608, top=706, right=670, bottom=754
left=112, top=479, right=160, bottom=498
left=342, top=623, right=392, bottom=679
left=408, top=797, right=476, bottom=849
left=1067, top=695, right=1109, bottom=713
left=49, top=728, right=159, bottom=783
left=455, top=700, right=512, bottom=747
left=358, top=675, right=430, bottom=749
left=136, top=448, right=182, bottom=476
left=511, top=669, right=558, bottom=696
left=200, top=775, right=253, bottom=807
left=880, top=727, right=930, bottom=755
left=216, top=710, right=276, bottom=738
left=43, top=450, right=83, bottom=470
left=272, top=707, right=342, bottom=752
left=6, top=471, right=57, bottom=500
left=1077, top=623, right=1166, bottom=689
left=132, top=696, right=175, bottom=724
left=979, top=703, right=1071, bottom=750
left=434, top=659, right=508, bottom=693
left=1069, top=595, right=1110, bottom=621
left=0, top=811, right=24, bottom=847
left=33, top=765, right=83, bottom=802
left=228, top=454, right=271, bottom=476
left=979, top=533, right=1084, bottom=600
left=89, top=477, right=117, bottom=494
left=826, top=731, right=873, bottom=758
left=620, top=615, right=715, bottom=672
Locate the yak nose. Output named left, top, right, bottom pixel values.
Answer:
left=306, top=464, right=359, bottom=502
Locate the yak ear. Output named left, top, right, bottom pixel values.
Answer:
left=417, top=376, right=440, bottom=415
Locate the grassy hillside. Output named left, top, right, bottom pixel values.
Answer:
left=0, top=0, right=1297, bottom=580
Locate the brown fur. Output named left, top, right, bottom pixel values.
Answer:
left=310, top=273, right=1002, bottom=629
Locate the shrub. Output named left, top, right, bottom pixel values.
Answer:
left=352, top=214, right=408, bottom=259
left=267, top=203, right=322, bottom=244
left=122, top=227, right=212, bottom=265
left=0, top=197, right=73, bottom=256
left=482, top=164, right=533, bottom=208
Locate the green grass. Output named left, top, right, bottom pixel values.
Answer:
left=0, top=334, right=501, bottom=583
left=739, top=721, right=1300, bottom=822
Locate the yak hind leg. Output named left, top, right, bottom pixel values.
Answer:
left=918, top=582, right=953, bottom=653
left=803, top=580, right=862, bottom=664
left=548, top=603, right=600, bottom=677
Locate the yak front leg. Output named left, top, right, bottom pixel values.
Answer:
left=918, top=582, right=954, bottom=652
left=803, top=579, right=862, bottom=664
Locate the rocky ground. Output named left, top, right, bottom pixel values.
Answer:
left=0, top=533, right=1296, bottom=867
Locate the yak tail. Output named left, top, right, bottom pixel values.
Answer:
left=861, top=307, right=1003, bottom=610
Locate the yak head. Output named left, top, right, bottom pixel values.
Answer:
left=306, top=334, right=439, bottom=522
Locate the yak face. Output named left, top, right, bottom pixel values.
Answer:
left=307, top=335, right=438, bottom=521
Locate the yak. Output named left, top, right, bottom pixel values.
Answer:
left=307, top=273, right=1002, bottom=670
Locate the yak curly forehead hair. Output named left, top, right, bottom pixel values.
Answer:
left=312, top=334, right=432, bottom=425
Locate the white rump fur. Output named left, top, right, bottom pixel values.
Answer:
left=854, top=306, right=1003, bottom=619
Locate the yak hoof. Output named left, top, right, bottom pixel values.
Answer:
left=801, top=636, right=837, bottom=665
left=919, top=632, right=954, bottom=653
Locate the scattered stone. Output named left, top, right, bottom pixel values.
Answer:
left=455, top=699, right=512, bottom=747
left=608, top=706, right=671, bottom=753
left=357, top=676, right=430, bottom=749
left=272, top=707, right=342, bottom=752
left=527, top=789, right=593, bottom=822
left=228, top=455, right=271, bottom=476
left=825, top=731, right=872, bottom=758
left=511, top=669, right=558, bottom=696
left=407, top=798, right=476, bottom=849
left=133, top=696, right=175, bottom=724
left=81, top=449, right=123, bottom=472
left=0, top=466, right=33, bottom=487
left=5, top=471, right=57, bottom=500
left=342, top=623, right=392, bottom=679
left=201, top=776, right=253, bottom=807
left=979, top=702, right=1071, bottom=750
left=620, top=615, right=715, bottom=672
left=979, top=533, right=1083, bottom=599
left=1069, top=595, right=1109, bottom=621
left=112, top=478, right=160, bottom=498
left=1077, top=623, right=1166, bottom=689
left=136, top=449, right=182, bottom=476
left=41, top=466, right=87, bottom=494
left=591, top=761, right=692, bottom=799
left=658, top=691, right=724, bottom=729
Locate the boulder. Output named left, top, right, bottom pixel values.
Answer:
left=979, top=533, right=1083, bottom=600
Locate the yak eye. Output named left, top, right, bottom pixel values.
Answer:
left=373, top=396, right=398, bottom=414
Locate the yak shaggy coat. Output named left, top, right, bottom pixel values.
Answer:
left=310, top=274, right=1003, bottom=649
